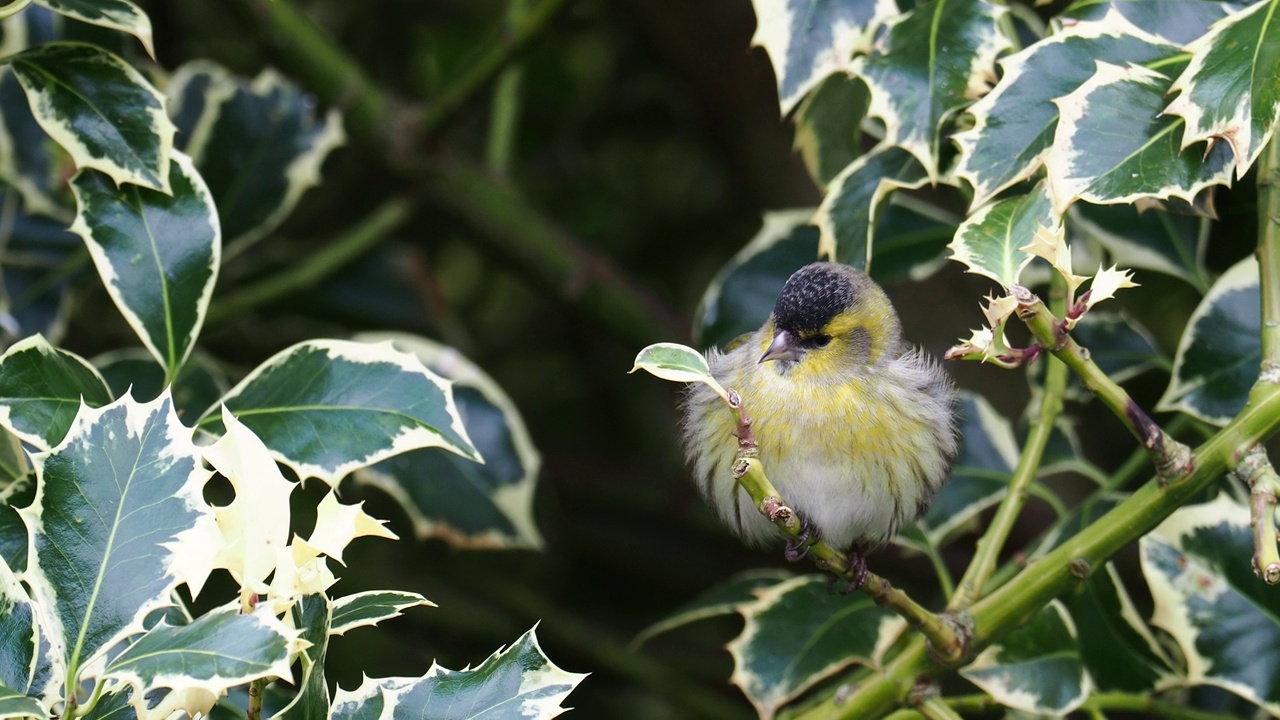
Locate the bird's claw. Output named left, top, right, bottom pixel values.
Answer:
left=826, top=548, right=869, bottom=595
left=784, top=515, right=818, bottom=563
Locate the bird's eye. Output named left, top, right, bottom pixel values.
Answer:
left=811, top=334, right=832, bottom=348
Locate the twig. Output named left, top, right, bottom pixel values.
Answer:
left=1257, top=135, right=1280, bottom=368
left=1010, top=285, right=1194, bottom=483
left=1231, top=445, right=1280, bottom=583
left=725, top=390, right=971, bottom=666
left=950, top=280, right=1069, bottom=609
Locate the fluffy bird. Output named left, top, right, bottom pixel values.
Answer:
left=682, top=261, right=957, bottom=586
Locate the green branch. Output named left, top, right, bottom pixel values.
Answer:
left=802, top=378, right=1280, bottom=718
left=1258, top=136, right=1280, bottom=368
left=1011, top=285, right=1193, bottom=482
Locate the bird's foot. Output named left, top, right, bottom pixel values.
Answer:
left=784, top=515, right=818, bottom=563
left=827, top=547, right=869, bottom=595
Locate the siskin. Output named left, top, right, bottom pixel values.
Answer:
left=682, top=261, right=958, bottom=586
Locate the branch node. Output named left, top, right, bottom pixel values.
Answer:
left=929, top=610, right=974, bottom=666
left=1069, top=558, right=1091, bottom=579
left=908, top=677, right=940, bottom=707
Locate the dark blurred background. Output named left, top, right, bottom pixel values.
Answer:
left=62, top=1, right=1243, bottom=717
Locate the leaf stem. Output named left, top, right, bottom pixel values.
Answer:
left=726, top=391, right=970, bottom=665
left=1010, top=285, right=1193, bottom=482
left=248, top=677, right=265, bottom=720
left=206, top=196, right=413, bottom=325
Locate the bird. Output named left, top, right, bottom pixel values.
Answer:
left=681, top=261, right=957, bottom=588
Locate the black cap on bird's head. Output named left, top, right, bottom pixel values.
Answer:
left=759, top=262, right=898, bottom=365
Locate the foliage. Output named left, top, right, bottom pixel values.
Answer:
left=633, top=0, right=1280, bottom=717
left=0, top=3, right=581, bottom=718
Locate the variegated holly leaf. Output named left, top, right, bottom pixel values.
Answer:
left=632, top=569, right=792, bottom=647
left=1165, top=0, right=1280, bottom=179
left=1062, top=563, right=1174, bottom=693
left=631, top=342, right=729, bottom=402
left=749, top=0, right=896, bottom=114
left=34, top=0, right=154, bottom=57
left=351, top=332, right=541, bottom=549
left=948, top=182, right=1051, bottom=288
left=6, top=42, right=173, bottom=192
left=167, top=62, right=344, bottom=254
left=1058, top=0, right=1244, bottom=44
left=728, top=575, right=902, bottom=720
left=1070, top=202, right=1210, bottom=290
left=1143, top=493, right=1280, bottom=712
left=1157, top=256, right=1258, bottom=425
left=919, top=392, right=1018, bottom=545
left=0, top=68, right=73, bottom=219
left=102, top=604, right=296, bottom=717
left=201, top=339, right=479, bottom=486
left=279, top=594, right=331, bottom=719
left=19, top=392, right=212, bottom=689
left=70, top=150, right=219, bottom=380
left=330, top=590, right=434, bottom=636
left=0, top=555, right=56, bottom=703
left=0, top=197, right=78, bottom=345
left=955, top=14, right=1180, bottom=208
left=850, top=0, right=1011, bottom=180
left=1046, top=61, right=1235, bottom=215
left=694, top=209, right=818, bottom=349
left=0, top=334, right=111, bottom=450
left=0, top=684, right=46, bottom=719
left=306, top=490, right=396, bottom=564
left=961, top=601, right=1091, bottom=715
left=793, top=72, right=868, bottom=188
left=329, top=626, right=585, bottom=720
left=77, top=686, right=133, bottom=719
left=813, top=144, right=929, bottom=270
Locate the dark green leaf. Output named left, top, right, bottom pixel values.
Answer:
left=33, top=0, right=154, bottom=57
left=8, top=42, right=173, bottom=191
left=0, top=334, right=112, bottom=450
left=851, top=0, right=1010, bottom=179
left=1157, top=256, right=1258, bottom=425
left=202, top=339, right=479, bottom=486
left=1058, top=0, right=1244, bottom=44
left=814, top=144, right=928, bottom=270
left=960, top=601, right=1090, bottom=715
left=948, top=183, right=1050, bottom=289
left=1143, top=494, right=1280, bottom=712
left=793, top=72, right=868, bottom=188
left=956, top=15, right=1180, bottom=207
left=70, top=151, right=219, bottom=379
left=20, top=393, right=210, bottom=684
left=1062, top=563, right=1174, bottom=693
left=168, top=62, right=344, bottom=253
left=1071, top=201, right=1209, bottom=290
left=632, top=569, right=792, bottom=647
left=750, top=0, right=896, bottom=112
left=279, top=594, right=331, bottom=719
left=330, top=590, right=432, bottom=636
left=0, top=557, right=54, bottom=701
left=921, top=392, right=1016, bottom=544
left=728, top=575, right=899, bottom=718
left=330, top=626, right=585, bottom=720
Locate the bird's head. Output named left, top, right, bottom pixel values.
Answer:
left=759, top=262, right=904, bottom=376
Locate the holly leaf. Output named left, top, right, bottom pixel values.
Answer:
left=749, top=0, right=897, bottom=113
left=948, top=182, right=1051, bottom=289
left=7, top=42, right=173, bottom=192
left=813, top=144, right=929, bottom=270
left=851, top=0, right=1011, bottom=180
left=1157, top=256, right=1259, bottom=425
left=1164, top=0, right=1280, bottom=178
left=0, top=334, right=111, bottom=450
left=960, top=601, right=1091, bottom=715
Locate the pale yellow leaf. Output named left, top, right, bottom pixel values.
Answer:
left=1085, top=265, right=1140, bottom=310
left=307, top=490, right=397, bottom=566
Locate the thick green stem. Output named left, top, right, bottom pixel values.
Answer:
left=207, top=197, right=413, bottom=324
left=950, top=352, right=1066, bottom=609
left=248, top=677, right=265, bottom=720
left=799, top=379, right=1280, bottom=718
left=1012, top=285, right=1193, bottom=482
left=1258, top=136, right=1280, bottom=367
left=1232, top=445, right=1280, bottom=583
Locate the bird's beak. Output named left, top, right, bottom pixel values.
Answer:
left=759, top=330, right=800, bottom=364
